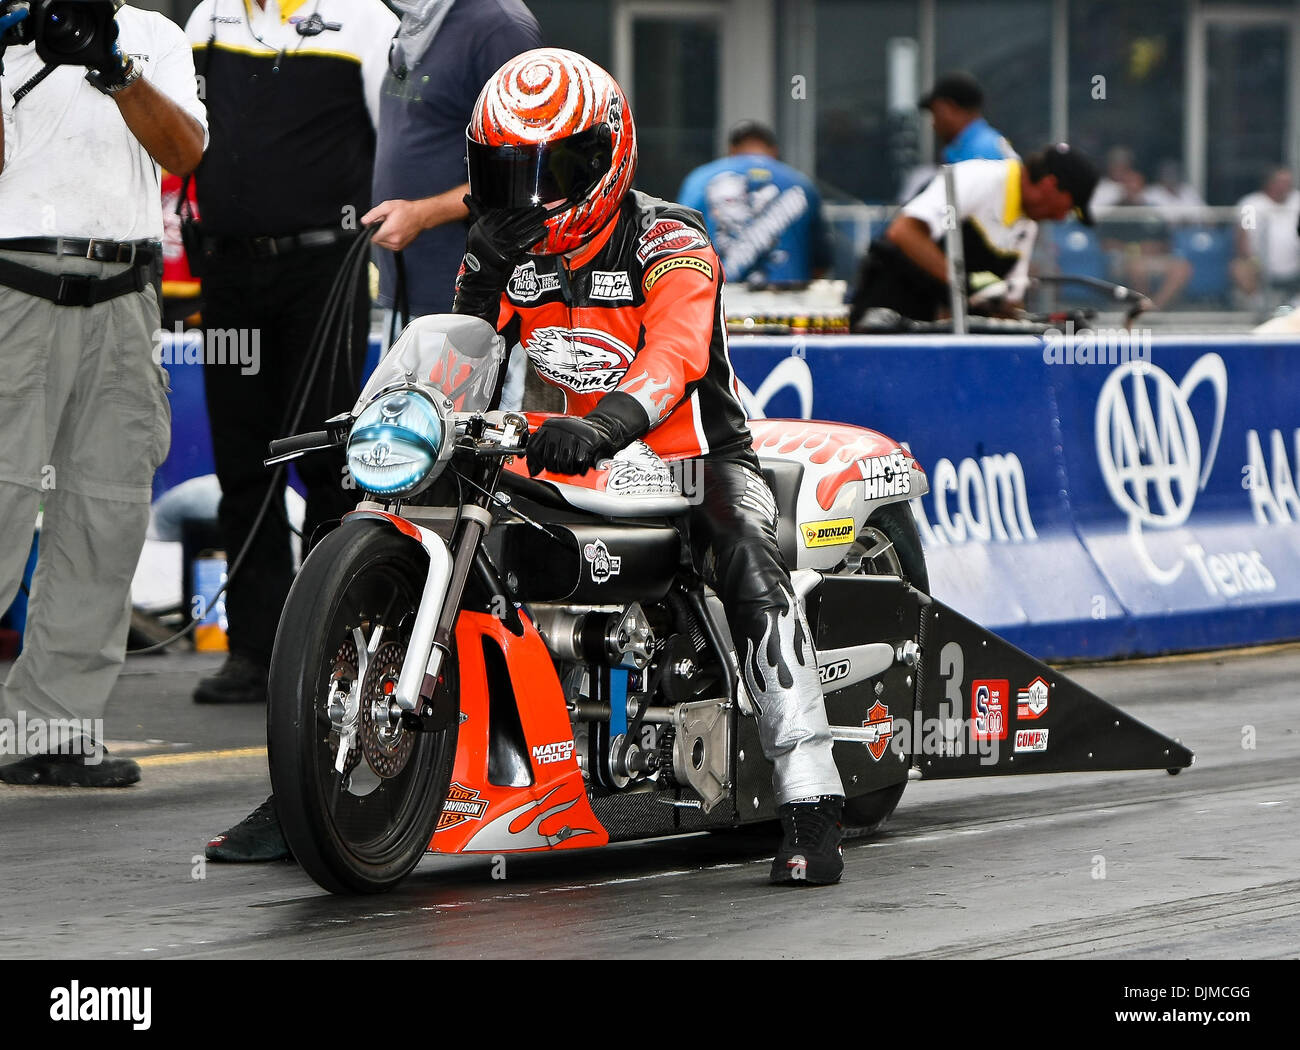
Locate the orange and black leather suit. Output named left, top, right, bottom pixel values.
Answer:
left=454, top=190, right=843, bottom=804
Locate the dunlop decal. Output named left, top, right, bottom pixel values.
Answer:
left=801, top=518, right=856, bottom=548
left=643, top=256, right=714, bottom=290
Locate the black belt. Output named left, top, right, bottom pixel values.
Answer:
left=0, top=236, right=160, bottom=265
left=0, top=256, right=151, bottom=307
left=201, top=227, right=356, bottom=258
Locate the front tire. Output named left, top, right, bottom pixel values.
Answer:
left=268, top=519, right=458, bottom=894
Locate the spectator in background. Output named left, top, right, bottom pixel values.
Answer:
left=1145, top=159, right=1204, bottom=210
left=676, top=120, right=831, bottom=285
left=1091, top=154, right=1193, bottom=311
left=919, top=72, right=1014, bottom=164
left=190, top=0, right=396, bottom=860
left=1231, top=166, right=1300, bottom=306
left=851, top=143, right=1098, bottom=326
left=364, top=0, right=541, bottom=322
left=0, top=3, right=206, bottom=787
left=1091, top=146, right=1141, bottom=209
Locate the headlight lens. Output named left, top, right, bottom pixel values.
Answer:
left=346, top=390, right=446, bottom=496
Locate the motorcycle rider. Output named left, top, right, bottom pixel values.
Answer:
left=454, top=48, right=846, bottom=885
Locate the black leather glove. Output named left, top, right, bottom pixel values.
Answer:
left=526, top=392, right=651, bottom=477
left=452, top=197, right=549, bottom=320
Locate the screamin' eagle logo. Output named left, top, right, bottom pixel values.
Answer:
left=524, top=327, right=636, bottom=394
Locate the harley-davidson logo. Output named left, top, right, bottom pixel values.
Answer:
left=436, top=782, right=488, bottom=832
left=862, top=701, right=893, bottom=761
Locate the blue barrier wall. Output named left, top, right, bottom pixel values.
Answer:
left=728, top=334, right=1300, bottom=660
left=151, top=330, right=1300, bottom=661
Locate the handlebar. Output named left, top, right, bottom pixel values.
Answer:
left=264, top=430, right=336, bottom=466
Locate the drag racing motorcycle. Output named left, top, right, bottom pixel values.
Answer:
left=265, top=314, right=1193, bottom=894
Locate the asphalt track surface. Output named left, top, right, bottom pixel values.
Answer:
left=1, top=644, right=1296, bottom=960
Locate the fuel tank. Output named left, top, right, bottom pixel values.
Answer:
left=501, top=520, right=682, bottom=605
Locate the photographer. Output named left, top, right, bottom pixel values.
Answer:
left=0, top=1, right=206, bottom=787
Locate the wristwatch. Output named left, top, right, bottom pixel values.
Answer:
left=85, top=57, right=142, bottom=97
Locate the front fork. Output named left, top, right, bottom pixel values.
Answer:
left=346, top=505, right=491, bottom=717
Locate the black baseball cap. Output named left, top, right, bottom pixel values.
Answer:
left=919, top=72, right=983, bottom=111
left=1037, top=142, right=1100, bottom=225
left=727, top=120, right=779, bottom=150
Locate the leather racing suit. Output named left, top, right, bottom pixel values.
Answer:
left=458, top=190, right=843, bottom=804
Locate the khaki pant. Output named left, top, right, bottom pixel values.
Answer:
left=0, top=249, right=170, bottom=752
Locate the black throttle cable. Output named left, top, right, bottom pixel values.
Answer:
left=128, top=225, right=384, bottom=654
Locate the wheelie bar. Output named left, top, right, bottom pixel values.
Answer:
left=804, top=574, right=1194, bottom=782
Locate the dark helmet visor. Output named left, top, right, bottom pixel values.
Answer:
left=466, top=123, right=613, bottom=211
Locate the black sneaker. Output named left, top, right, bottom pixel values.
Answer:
left=770, top=795, right=844, bottom=885
left=193, top=652, right=269, bottom=705
left=0, top=740, right=140, bottom=788
left=205, top=795, right=292, bottom=862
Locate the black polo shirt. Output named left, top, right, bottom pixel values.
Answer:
left=185, top=0, right=396, bottom=237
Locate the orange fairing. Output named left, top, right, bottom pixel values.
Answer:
left=344, top=508, right=422, bottom=541
left=429, top=611, right=608, bottom=854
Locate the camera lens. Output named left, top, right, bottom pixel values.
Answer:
left=45, top=4, right=97, bottom=57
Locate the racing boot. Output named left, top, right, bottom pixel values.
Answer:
left=771, top=795, right=844, bottom=885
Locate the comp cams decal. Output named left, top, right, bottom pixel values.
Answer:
left=523, top=327, right=636, bottom=394
left=635, top=219, right=708, bottom=265
left=801, top=517, right=856, bottom=548
left=1014, top=728, right=1049, bottom=753
left=643, top=255, right=714, bottom=290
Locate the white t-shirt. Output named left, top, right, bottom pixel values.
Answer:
left=1236, top=189, right=1300, bottom=281
left=0, top=6, right=208, bottom=240
left=1144, top=183, right=1204, bottom=208
left=902, top=158, right=1038, bottom=301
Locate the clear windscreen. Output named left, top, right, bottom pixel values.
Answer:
left=356, top=314, right=506, bottom=414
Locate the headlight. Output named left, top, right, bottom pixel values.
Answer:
left=346, top=389, right=448, bottom=497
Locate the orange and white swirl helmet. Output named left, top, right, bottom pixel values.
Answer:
left=466, top=48, right=637, bottom=255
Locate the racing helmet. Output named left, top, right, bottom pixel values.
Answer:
left=466, top=48, right=637, bottom=255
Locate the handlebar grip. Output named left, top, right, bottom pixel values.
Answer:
left=268, top=431, right=332, bottom=458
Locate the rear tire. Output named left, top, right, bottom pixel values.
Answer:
left=837, top=501, right=926, bottom=831
left=268, top=519, right=459, bottom=894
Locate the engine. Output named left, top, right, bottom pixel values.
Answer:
left=527, top=596, right=733, bottom=810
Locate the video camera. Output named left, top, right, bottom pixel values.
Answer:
left=0, top=0, right=119, bottom=69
